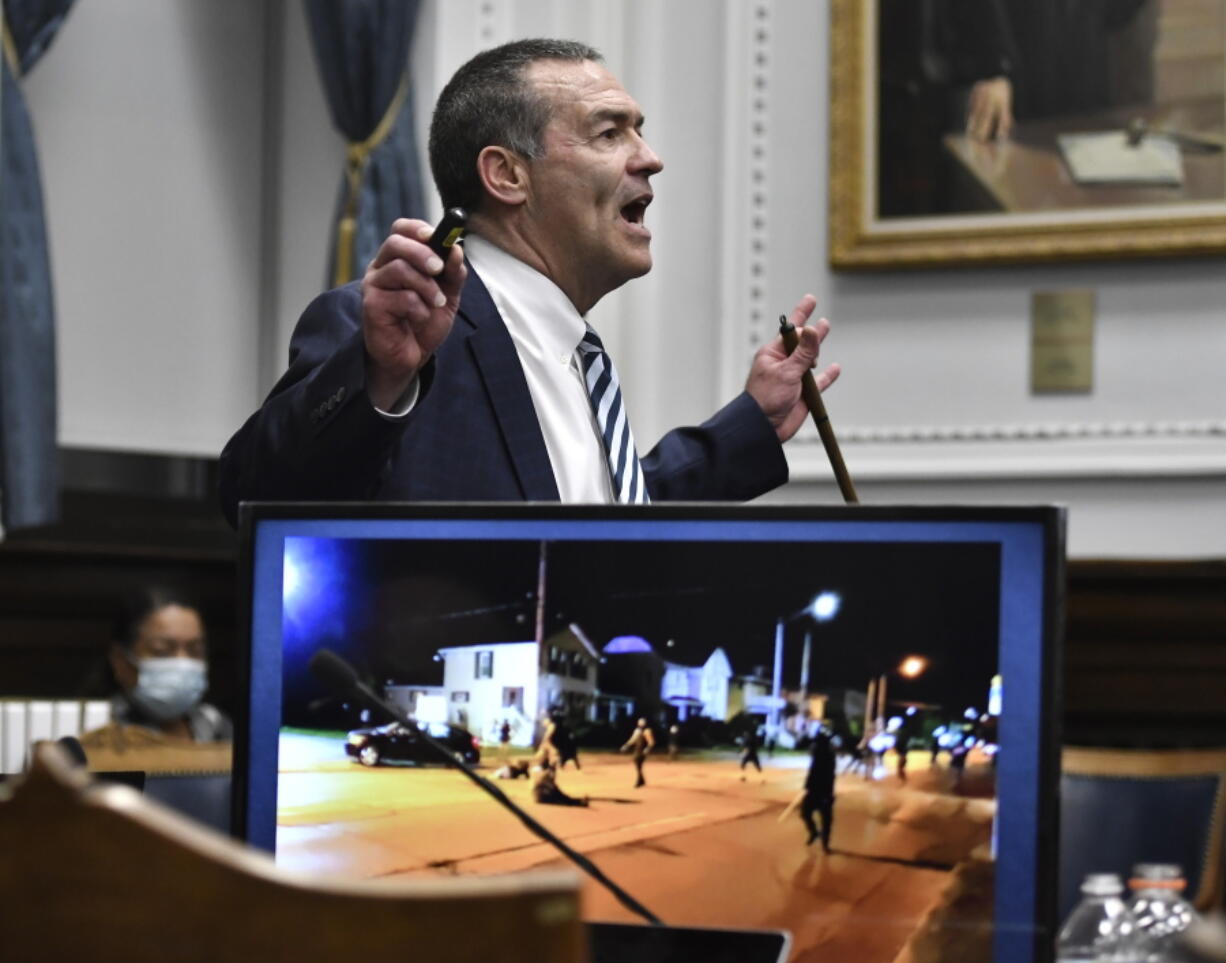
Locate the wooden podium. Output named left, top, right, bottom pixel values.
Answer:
left=0, top=744, right=586, bottom=962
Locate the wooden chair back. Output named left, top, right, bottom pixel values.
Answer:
left=1060, top=747, right=1226, bottom=918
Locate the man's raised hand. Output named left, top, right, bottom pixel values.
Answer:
left=745, top=293, right=841, bottom=443
left=361, top=218, right=467, bottom=410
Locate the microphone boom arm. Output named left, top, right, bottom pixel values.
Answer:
left=309, top=649, right=661, bottom=925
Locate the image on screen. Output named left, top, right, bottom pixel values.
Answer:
left=239, top=508, right=1059, bottom=963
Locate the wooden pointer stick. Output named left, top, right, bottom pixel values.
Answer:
left=779, top=315, right=859, bottom=504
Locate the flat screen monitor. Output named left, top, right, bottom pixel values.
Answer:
left=234, top=503, right=1064, bottom=963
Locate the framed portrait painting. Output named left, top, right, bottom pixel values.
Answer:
left=829, top=0, right=1226, bottom=269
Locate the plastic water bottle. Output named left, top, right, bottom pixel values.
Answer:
left=1127, top=863, right=1198, bottom=961
left=1056, top=873, right=1143, bottom=962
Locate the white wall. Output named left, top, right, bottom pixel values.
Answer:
left=24, top=0, right=270, bottom=456
left=21, top=0, right=1226, bottom=559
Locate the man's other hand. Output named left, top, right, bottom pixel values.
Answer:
left=745, top=293, right=840, bottom=444
left=362, top=218, right=467, bottom=410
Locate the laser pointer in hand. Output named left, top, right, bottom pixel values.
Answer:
left=426, top=207, right=468, bottom=261
left=779, top=314, right=859, bottom=504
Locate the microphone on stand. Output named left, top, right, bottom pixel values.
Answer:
left=55, top=735, right=89, bottom=768
left=308, top=648, right=661, bottom=926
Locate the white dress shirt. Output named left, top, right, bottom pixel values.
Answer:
left=463, top=235, right=617, bottom=503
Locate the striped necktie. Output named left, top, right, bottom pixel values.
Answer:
left=576, top=325, right=650, bottom=504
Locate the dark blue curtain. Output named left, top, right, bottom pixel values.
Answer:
left=303, top=0, right=426, bottom=289
left=1, top=0, right=74, bottom=535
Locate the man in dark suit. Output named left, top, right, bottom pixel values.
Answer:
left=219, top=39, right=840, bottom=523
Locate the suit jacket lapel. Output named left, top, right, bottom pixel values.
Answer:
left=458, top=269, right=560, bottom=501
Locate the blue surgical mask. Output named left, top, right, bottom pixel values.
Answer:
left=128, top=656, right=207, bottom=722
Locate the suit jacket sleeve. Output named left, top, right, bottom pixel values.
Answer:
left=642, top=391, right=789, bottom=502
left=218, top=283, right=426, bottom=526
left=220, top=277, right=790, bottom=522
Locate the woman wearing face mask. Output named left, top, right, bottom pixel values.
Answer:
left=106, top=588, right=232, bottom=742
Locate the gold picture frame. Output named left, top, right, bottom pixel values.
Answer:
left=829, top=0, right=1226, bottom=269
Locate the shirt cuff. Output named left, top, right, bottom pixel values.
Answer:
left=373, top=377, right=421, bottom=419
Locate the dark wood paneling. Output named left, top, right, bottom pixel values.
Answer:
left=1063, top=559, right=1226, bottom=747
left=0, top=492, right=239, bottom=714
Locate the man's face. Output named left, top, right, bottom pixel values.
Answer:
left=521, top=59, right=663, bottom=314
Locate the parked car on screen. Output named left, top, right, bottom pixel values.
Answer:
left=345, top=720, right=481, bottom=767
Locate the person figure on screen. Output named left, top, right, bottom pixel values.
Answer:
left=498, top=718, right=513, bottom=765
left=739, top=724, right=763, bottom=780
left=895, top=708, right=919, bottom=783
left=667, top=723, right=680, bottom=762
left=799, top=730, right=837, bottom=854
left=537, top=714, right=562, bottom=769
left=100, top=587, right=232, bottom=744
left=495, top=758, right=530, bottom=780
left=852, top=729, right=872, bottom=780
left=621, top=717, right=654, bottom=788
left=530, top=748, right=587, bottom=807
left=929, top=726, right=946, bottom=769
left=950, top=734, right=972, bottom=792
left=552, top=717, right=581, bottom=770
left=218, top=38, right=842, bottom=523
left=861, top=717, right=891, bottom=780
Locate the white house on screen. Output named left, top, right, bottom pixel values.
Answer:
left=660, top=647, right=733, bottom=721
left=433, top=624, right=600, bottom=747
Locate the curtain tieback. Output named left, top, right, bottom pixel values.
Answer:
left=333, top=66, right=413, bottom=287
left=2, top=15, right=21, bottom=77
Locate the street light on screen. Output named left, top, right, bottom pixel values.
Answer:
left=897, top=655, right=929, bottom=680
left=810, top=591, right=841, bottom=622
left=772, top=590, right=843, bottom=732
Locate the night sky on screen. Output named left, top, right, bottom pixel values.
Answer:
left=280, top=535, right=1002, bottom=720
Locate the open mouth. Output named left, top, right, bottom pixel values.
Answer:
left=620, top=196, right=652, bottom=226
